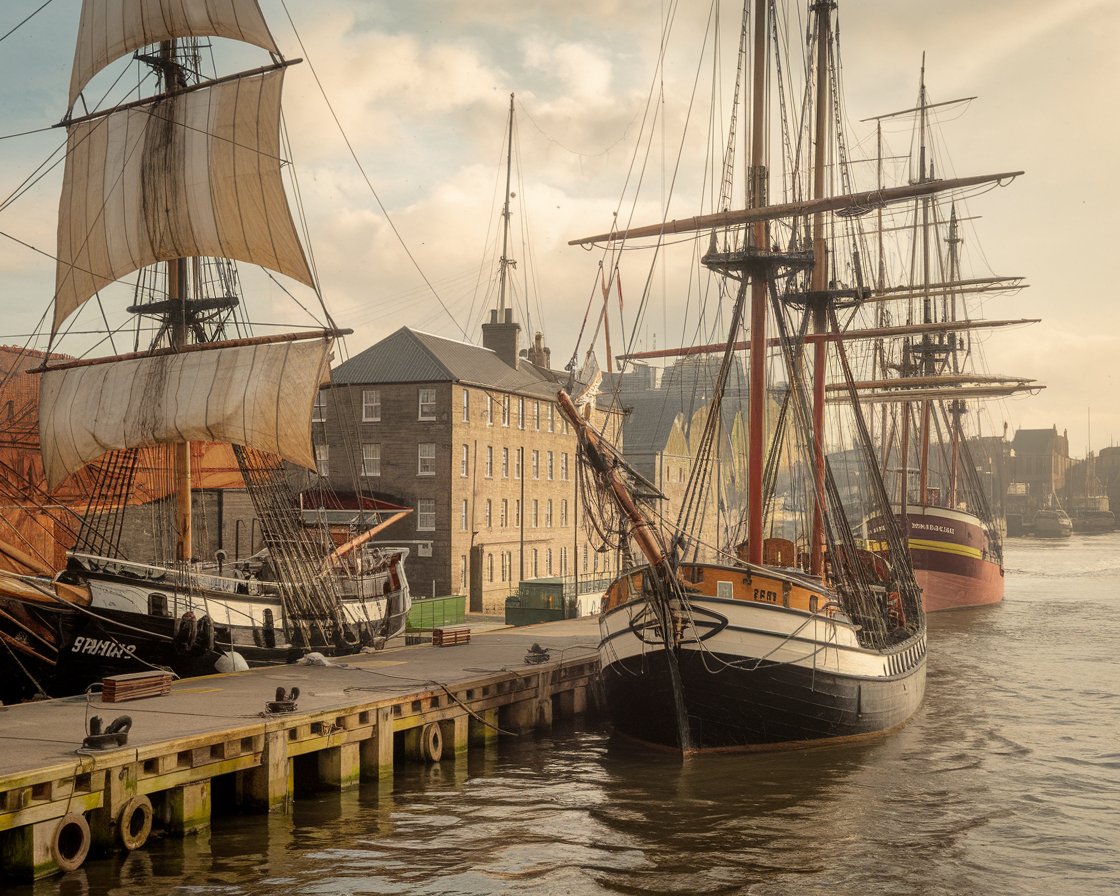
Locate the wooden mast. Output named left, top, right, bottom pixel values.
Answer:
left=745, top=0, right=769, bottom=566
left=916, top=56, right=933, bottom=506
left=161, top=38, right=193, bottom=565
left=497, top=93, right=514, bottom=314
left=808, top=0, right=833, bottom=576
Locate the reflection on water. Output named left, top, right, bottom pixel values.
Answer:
left=19, top=536, right=1120, bottom=896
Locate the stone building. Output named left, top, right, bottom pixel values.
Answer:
left=1011, top=426, right=1071, bottom=501
left=314, top=313, right=623, bottom=614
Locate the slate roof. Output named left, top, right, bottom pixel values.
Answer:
left=622, top=393, right=684, bottom=456
left=1012, top=426, right=1067, bottom=456
left=330, top=327, right=563, bottom=400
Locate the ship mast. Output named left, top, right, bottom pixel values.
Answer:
left=497, top=93, right=515, bottom=314
left=808, top=0, right=834, bottom=575
left=161, top=38, right=193, bottom=564
left=744, top=0, right=770, bottom=566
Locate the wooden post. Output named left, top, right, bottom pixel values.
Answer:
left=243, top=729, right=291, bottom=812
left=164, top=781, right=210, bottom=836
left=468, top=708, right=500, bottom=747
left=317, top=743, right=361, bottom=791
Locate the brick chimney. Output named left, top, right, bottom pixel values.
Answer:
left=482, top=308, right=521, bottom=368
left=527, top=331, right=551, bottom=369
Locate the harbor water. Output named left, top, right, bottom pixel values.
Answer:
left=16, top=535, right=1119, bottom=896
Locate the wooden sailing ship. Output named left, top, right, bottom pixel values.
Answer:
left=858, top=62, right=1035, bottom=611
left=0, top=0, right=411, bottom=702
left=559, top=0, right=959, bottom=753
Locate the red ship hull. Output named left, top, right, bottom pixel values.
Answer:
left=869, top=505, right=1005, bottom=612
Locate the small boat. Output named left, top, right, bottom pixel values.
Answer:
left=1071, top=509, right=1116, bottom=534
left=0, top=0, right=411, bottom=702
left=557, top=0, right=982, bottom=753
left=1030, top=507, right=1073, bottom=538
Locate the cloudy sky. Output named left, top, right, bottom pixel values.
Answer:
left=0, top=0, right=1116, bottom=455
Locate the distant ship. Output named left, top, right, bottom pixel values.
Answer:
left=860, top=61, right=1035, bottom=611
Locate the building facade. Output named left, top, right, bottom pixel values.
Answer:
left=314, top=316, right=623, bottom=614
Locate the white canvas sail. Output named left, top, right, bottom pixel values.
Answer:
left=39, top=338, right=331, bottom=488
left=69, top=0, right=280, bottom=108
left=54, top=69, right=313, bottom=336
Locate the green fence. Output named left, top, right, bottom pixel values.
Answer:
left=406, top=594, right=466, bottom=631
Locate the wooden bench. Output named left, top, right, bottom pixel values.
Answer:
left=432, top=625, right=471, bottom=647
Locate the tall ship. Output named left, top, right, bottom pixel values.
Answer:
left=0, top=0, right=411, bottom=702
left=858, top=62, right=1036, bottom=611
left=550, top=0, right=1021, bottom=753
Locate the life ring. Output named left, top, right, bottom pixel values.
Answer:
left=51, top=812, right=90, bottom=873
left=420, top=722, right=443, bottom=762
left=117, top=794, right=153, bottom=851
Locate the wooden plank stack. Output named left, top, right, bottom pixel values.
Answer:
left=432, top=625, right=471, bottom=648
left=102, top=671, right=174, bottom=702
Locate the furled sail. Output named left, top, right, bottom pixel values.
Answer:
left=54, top=69, right=313, bottom=336
left=69, top=0, right=280, bottom=108
left=39, top=338, right=331, bottom=488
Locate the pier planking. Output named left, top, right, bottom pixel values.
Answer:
left=0, top=616, right=602, bottom=881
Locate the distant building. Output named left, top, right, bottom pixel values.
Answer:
left=315, top=312, right=623, bottom=613
left=1010, top=426, right=1070, bottom=501
left=607, top=355, right=788, bottom=559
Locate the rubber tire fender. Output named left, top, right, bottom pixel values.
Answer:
left=420, top=722, right=443, bottom=762
left=117, top=794, right=153, bottom=851
left=51, top=812, right=91, bottom=873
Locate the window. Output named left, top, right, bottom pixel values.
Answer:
left=534, top=401, right=541, bottom=430
left=417, top=499, right=435, bottom=531
left=518, top=397, right=525, bottom=429
left=583, top=545, right=589, bottom=573
left=500, top=553, right=508, bottom=582
left=514, top=500, right=521, bottom=528
left=500, top=499, right=508, bottom=528
left=532, top=450, right=540, bottom=480
left=532, top=548, right=539, bottom=577
left=462, top=389, right=470, bottom=422
left=546, top=548, right=553, bottom=575
left=418, top=443, right=435, bottom=476
left=547, top=404, right=554, bottom=432
left=515, top=449, right=522, bottom=480
left=561, top=453, right=569, bottom=481
left=502, top=447, right=509, bottom=478
left=560, top=499, right=568, bottom=528
left=501, top=395, right=510, bottom=427
left=418, top=387, right=436, bottom=421
left=546, top=499, right=553, bottom=528
left=461, top=444, right=469, bottom=477
left=487, top=553, right=494, bottom=583
left=485, top=446, right=493, bottom=478
left=315, top=443, right=329, bottom=476
left=485, top=395, right=493, bottom=426
left=460, top=555, right=467, bottom=590
left=361, top=443, right=381, bottom=477
left=547, top=451, right=554, bottom=480
left=460, top=499, right=468, bottom=531
left=485, top=499, right=492, bottom=528
left=560, top=547, right=568, bottom=575
left=532, top=499, right=539, bottom=528
left=312, top=392, right=326, bottom=422
left=362, top=389, right=381, bottom=422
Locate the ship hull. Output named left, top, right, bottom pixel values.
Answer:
left=598, top=566, right=926, bottom=753
left=0, top=551, right=411, bottom=703
left=870, top=506, right=1004, bottom=612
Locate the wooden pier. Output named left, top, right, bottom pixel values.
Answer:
left=0, top=616, right=602, bottom=881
